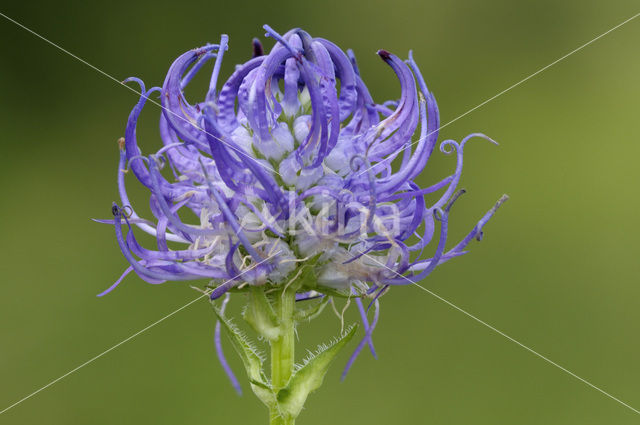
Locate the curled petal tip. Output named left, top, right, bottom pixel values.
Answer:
left=433, top=207, right=444, bottom=221
left=252, top=38, right=263, bottom=57
left=445, top=189, right=466, bottom=213
left=377, top=49, right=392, bottom=60
left=121, top=77, right=145, bottom=91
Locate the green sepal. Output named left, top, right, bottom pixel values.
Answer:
left=211, top=303, right=275, bottom=406
left=294, top=295, right=329, bottom=323
left=276, top=324, right=358, bottom=419
left=243, top=287, right=281, bottom=341
left=294, top=253, right=323, bottom=289
left=313, top=286, right=358, bottom=299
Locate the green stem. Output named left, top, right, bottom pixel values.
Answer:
left=269, top=286, right=296, bottom=425
left=271, top=286, right=296, bottom=390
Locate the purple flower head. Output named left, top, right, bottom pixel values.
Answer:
left=101, top=26, right=506, bottom=382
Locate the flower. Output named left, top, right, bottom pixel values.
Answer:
left=101, top=25, right=506, bottom=384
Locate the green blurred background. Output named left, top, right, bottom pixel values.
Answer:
left=1, top=1, right=639, bottom=423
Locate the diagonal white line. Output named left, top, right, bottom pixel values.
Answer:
left=361, top=252, right=640, bottom=415
left=1, top=5, right=639, bottom=418
left=0, top=11, right=281, bottom=178
left=0, top=253, right=279, bottom=416
left=356, top=11, right=640, bottom=177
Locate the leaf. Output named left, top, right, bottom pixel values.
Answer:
left=211, top=303, right=275, bottom=406
left=276, top=324, right=358, bottom=419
